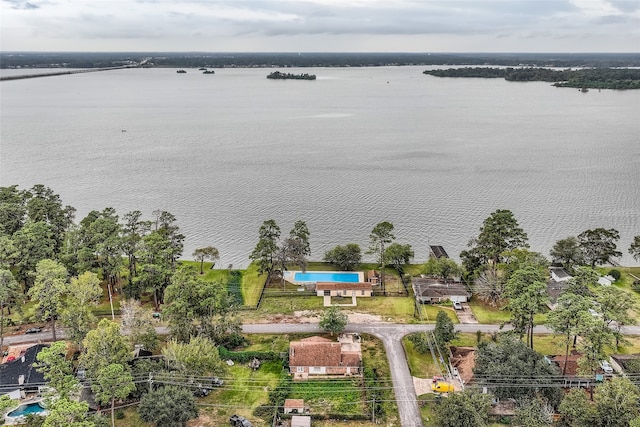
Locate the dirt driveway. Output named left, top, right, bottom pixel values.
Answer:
left=455, top=303, right=478, bottom=324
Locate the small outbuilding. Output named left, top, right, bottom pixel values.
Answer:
left=283, top=399, right=305, bottom=414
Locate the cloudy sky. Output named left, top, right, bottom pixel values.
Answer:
left=2, top=0, right=639, bottom=52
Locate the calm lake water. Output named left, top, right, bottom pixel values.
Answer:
left=1, top=66, right=639, bottom=268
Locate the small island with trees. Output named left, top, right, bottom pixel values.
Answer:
left=422, top=67, right=640, bottom=90
left=266, top=70, right=316, bottom=80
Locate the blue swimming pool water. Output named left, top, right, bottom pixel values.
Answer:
left=294, top=272, right=360, bottom=282
left=8, top=403, right=46, bottom=417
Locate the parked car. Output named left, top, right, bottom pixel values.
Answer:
left=25, top=327, right=42, bottom=334
left=431, top=381, right=455, bottom=393
left=600, top=360, right=614, bottom=374
left=211, top=377, right=224, bottom=387
left=453, top=301, right=463, bottom=310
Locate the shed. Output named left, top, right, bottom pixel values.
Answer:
left=284, top=399, right=305, bottom=414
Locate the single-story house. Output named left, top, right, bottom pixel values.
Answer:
left=315, top=282, right=372, bottom=298
left=0, top=344, right=48, bottom=399
left=429, top=245, right=449, bottom=259
left=291, top=415, right=312, bottom=427
left=284, top=399, right=305, bottom=414
left=550, top=267, right=572, bottom=283
left=412, top=278, right=471, bottom=304
left=289, top=335, right=362, bottom=379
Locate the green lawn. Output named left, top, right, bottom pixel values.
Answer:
left=402, top=336, right=441, bottom=379
left=467, top=298, right=511, bottom=324
left=290, top=379, right=364, bottom=414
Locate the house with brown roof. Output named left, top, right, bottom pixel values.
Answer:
left=316, top=282, right=372, bottom=306
left=289, top=335, right=362, bottom=379
left=412, top=278, right=471, bottom=304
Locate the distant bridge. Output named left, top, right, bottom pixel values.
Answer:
left=0, top=58, right=151, bottom=81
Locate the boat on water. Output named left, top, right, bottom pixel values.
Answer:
left=198, top=67, right=207, bottom=71
left=177, top=69, right=187, bottom=74
left=580, top=86, right=589, bottom=92
left=203, top=70, right=215, bottom=74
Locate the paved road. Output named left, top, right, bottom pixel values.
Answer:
left=7, top=323, right=640, bottom=427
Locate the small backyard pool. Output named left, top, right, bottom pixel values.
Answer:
left=6, top=402, right=48, bottom=419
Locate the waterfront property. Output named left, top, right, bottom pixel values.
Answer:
left=412, top=278, right=471, bottom=304
left=315, top=282, right=372, bottom=306
left=289, top=335, right=362, bottom=379
left=284, top=271, right=370, bottom=306
left=284, top=271, right=364, bottom=285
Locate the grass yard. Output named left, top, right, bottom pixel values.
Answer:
left=402, top=336, right=442, bottom=379
left=245, top=295, right=325, bottom=319
left=467, top=298, right=511, bottom=324
left=238, top=263, right=265, bottom=307
left=190, top=360, right=285, bottom=427
left=290, top=379, right=364, bottom=414
left=354, top=296, right=418, bottom=322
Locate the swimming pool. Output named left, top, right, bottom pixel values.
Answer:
left=285, top=271, right=364, bottom=283
left=7, top=402, right=47, bottom=417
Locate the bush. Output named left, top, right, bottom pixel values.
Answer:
left=608, top=269, right=621, bottom=280
left=632, top=281, right=640, bottom=293
left=115, top=410, right=125, bottom=419
left=218, top=347, right=282, bottom=363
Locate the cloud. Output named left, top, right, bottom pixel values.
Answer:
left=3, top=0, right=41, bottom=9
left=1, top=0, right=638, bottom=51
left=606, top=0, right=640, bottom=13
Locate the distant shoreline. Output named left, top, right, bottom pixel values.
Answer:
left=3, top=52, right=640, bottom=71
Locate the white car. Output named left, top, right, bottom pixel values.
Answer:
left=453, top=301, right=463, bottom=310
left=600, top=360, right=614, bottom=374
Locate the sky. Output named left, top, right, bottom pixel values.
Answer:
left=1, top=0, right=639, bottom=52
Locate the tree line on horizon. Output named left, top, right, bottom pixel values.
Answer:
left=423, top=67, right=640, bottom=90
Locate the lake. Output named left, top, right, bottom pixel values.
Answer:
left=1, top=66, right=639, bottom=267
